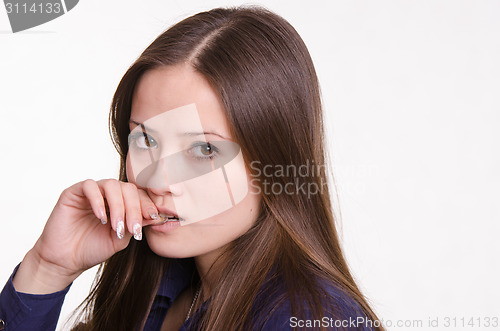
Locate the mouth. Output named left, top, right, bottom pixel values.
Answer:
left=144, top=214, right=183, bottom=227
left=144, top=206, right=184, bottom=226
left=158, top=213, right=183, bottom=222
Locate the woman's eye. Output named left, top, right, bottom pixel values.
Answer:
left=128, top=132, right=158, bottom=150
left=188, top=142, right=219, bottom=161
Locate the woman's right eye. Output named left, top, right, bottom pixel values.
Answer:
left=128, top=132, right=158, bottom=150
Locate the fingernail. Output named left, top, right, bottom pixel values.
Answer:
left=133, top=223, right=142, bottom=241
left=148, top=207, right=159, bottom=220
left=99, top=207, right=107, bottom=224
left=117, top=219, right=124, bottom=240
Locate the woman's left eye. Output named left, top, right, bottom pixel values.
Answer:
left=188, top=142, right=219, bottom=161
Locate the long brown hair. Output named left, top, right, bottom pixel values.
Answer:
left=68, top=5, right=383, bottom=331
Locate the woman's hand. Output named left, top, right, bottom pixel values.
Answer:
left=13, top=178, right=159, bottom=294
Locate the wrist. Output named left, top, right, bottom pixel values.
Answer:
left=12, top=248, right=81, bottom=294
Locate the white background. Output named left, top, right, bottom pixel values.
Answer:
left=1, top=1, right=499, bottom=330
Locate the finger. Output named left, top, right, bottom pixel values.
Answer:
left=138, top=189, right=159, bottom=221
left=109, top=226, right=133, bottom=251
left=99, top=179, right=125, bottom=239
left=121, top=182, right=143, bottom=241
left=80, top=179, right=107, bottom=224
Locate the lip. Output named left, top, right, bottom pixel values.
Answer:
left=142, top=205, right=183, bottom=228
left=147, top=219, right=182, bottom=233
left=156, top=206, right=179, bottom=218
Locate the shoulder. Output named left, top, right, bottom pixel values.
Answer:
left=252, top=276, right=373, bottom=330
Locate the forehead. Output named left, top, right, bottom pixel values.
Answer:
left=130, top=64, right=231, bottom=136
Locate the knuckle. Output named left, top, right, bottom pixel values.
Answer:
left=122, top=181, right=138, bottom=192
left=81, top=178, right=94, bottom=189
left=100, top=178, right=114, bottom=184
left=60, top=187, right=70, bottom=199
left=102, top=178, right=121, bottom=191
left=83, top=178, right=94, bottom=185
left=138, top=188, right=153, bottom=201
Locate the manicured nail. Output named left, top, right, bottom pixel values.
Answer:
left=148, top=207, right=159, bottom=220
left=133, top=223, right=142, bottom=241
left=99, top=207, right=107, bottom=224
left=117, top=219, right=124, bottom=239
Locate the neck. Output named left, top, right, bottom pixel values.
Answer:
left=193, top=245, right=228, bottom=302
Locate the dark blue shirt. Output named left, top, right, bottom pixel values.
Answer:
left=0, top=258, right=374, bottom=330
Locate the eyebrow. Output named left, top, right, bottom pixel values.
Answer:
left=181, top=131, right=228, bottom=140
left=129, top=120, right=158, bottom=133
left=129, top=120, right=228, bottom=140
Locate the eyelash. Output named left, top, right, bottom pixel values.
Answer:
left=128, top=132, right=158, bottom=150
left=128, top=132, right=220, bottom=161
left=188, top=142, right=220, bottom=161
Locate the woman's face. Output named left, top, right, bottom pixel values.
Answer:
left=126, top=64, right=261, bottom=259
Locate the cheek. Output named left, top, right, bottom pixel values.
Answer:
left=173, top=154, right=253, bottom=225
left=173, top=170, right=235, bottom=224
left=125, top=153, right=136, bottom=184
left=215, top=181, right=261, bottom=231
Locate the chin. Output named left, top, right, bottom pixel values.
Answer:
left=144, top=235, right=188, bottom=258
left=147, top=243, right=193, bottom=258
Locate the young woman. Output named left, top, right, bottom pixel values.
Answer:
left=0, top=5, right=383, bottom=331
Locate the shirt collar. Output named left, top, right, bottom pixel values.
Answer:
left=156, top=257, right=197, bottom=302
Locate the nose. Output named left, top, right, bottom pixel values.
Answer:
left=140, top=157, right=183, bottom=196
